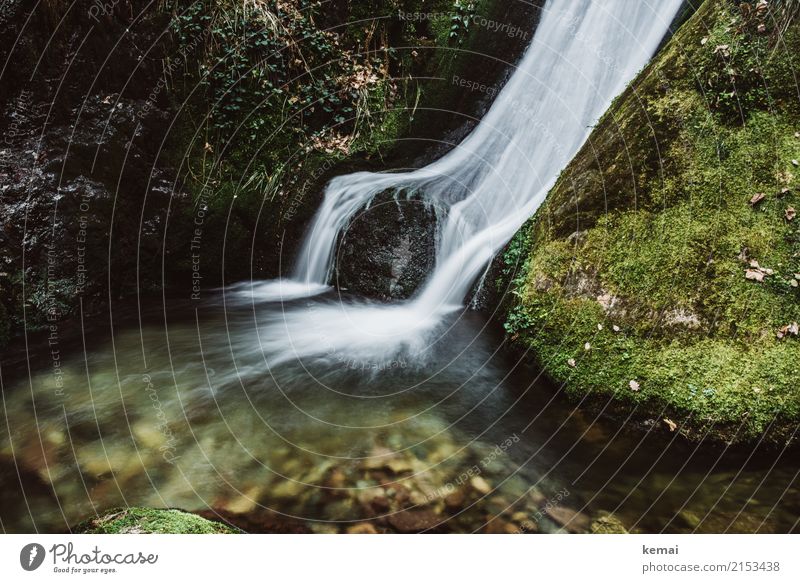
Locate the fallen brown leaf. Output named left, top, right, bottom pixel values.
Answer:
left=664, top=418, right=677, bottom=432
left=746, top=269, right=765, bottom=282
left=749, top=192, right=766, bottom=205
left=777, top=322, right=799, bottom=339
left=786, top=207, right=796, bottom=221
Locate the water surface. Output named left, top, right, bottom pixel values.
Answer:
left=1, top=292, right=797, bottom=533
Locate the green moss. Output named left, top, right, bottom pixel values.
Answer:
left=591, top=513, right=630, bottom=534
left=501, top=0, right=800, bottom=445
left=74, top=508, right=239, bottom=534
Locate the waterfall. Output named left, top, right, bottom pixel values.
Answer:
left=235, top=0, right=684, bottom=367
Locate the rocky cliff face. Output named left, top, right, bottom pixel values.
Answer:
left=0, top=0, right=188, bottom=341
left=500, top=0, right=800, bottom=445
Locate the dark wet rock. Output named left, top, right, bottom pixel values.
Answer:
left=404, top=1, right=546, bottom=163
left=0, top=1, right=191, bottom=339
left=391, top=484, right=412, bottom=506
left=0, top=453, right=63, bottom=531
left=335, top=192, right=439, bottom=300
left=370, top=495, right=391, bottom=513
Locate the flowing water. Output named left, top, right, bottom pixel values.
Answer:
left=1, top=295, right=798, bottom=533
left=246, top=0, right=688, bottom=368
left=2, top=1, right=799, bottom=533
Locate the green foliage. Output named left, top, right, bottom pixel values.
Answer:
left=74, top=507, right=239, bottom=534
left=169, top=0, right=392, bottom=156
left=500, top=0, right=800, bottom=444
left=450, top=1, right=477, bottom=44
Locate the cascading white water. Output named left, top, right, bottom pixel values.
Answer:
left=237, top=0, right=684, bottom=367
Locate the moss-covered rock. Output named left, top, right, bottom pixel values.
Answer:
left=590, top=513, right=630, bottom=535
left=500, top=0, right=800, bottom=445
left=74, top=508, right=239, bottom=534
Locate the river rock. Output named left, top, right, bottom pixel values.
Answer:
left=387, top=509, right=441, bottom=533
left=335, top=192, right=439, bottom=300
left=444, top=488, right=466, bottom=511
left=483, top=517, right=520, bottom=534
left=470, top=476, right=492, bottom=495
left=271, top=479, right=304, bottom=500
left=370, top=495, right=391, bottom=513
left=346, top=522, right=379, bottom=534
left=323, top=467, right=348, bottom=490
left=544, top=506, right=591, bottom=533
left=590, top=512, right=629, bottom=534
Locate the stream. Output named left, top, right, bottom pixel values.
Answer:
left=2, top=0, right=798, bottom=534
left=1, top=293, right=798, bottom=533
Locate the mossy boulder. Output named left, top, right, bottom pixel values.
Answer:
left=500, top=0, right=800, bottom=445
left=74, top=508, right=239, bottom=534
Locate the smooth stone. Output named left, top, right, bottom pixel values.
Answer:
left=545, top=505, right=591, bottom=533
left=483, top=517, right=518, bottom=534
left=346, top=522, right=379, bottom=534
left=387, top=509, right=441, bottom=533
left=444, top=488, right=466, bottom=511
left=224, top=485, right=262, bottom=514
left=470, top=476, right=492, bottom=495
left=132, top=421, right=166, bottom=449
